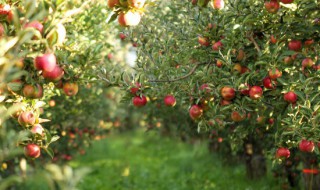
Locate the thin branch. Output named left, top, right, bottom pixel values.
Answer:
left=148, top=62, right=208, bottom=83
left=247, top=33, right=261, bottom=54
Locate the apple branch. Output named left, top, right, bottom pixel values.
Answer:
left=148, top=62, right=208, bottom=83
left=247, top=34, right=261, bottom=55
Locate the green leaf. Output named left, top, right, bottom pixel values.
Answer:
left=44, top=147, right=54, bottom=159
left=107, top=13, right=118, bottom=24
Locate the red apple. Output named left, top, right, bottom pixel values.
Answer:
left=189, top=105, right=203, bottom=120
left=49, top=100, right=56, bottom=107
left=132, top=95, right=147, bottom=107
left=164, top=95, right=176, bottom=107
left=0, top=23, right=4, bottom=37
left=24, top=144, right=41, bottom=158
left=236, top=49, right=245, bottom=61
left=288, top=40, right=302, bottom=51
left=249, top=86, right=263, bottom=100
left=221, top=86, right=235, bottom=100
left=34, top=53, right=57, bottom=72
left=283, top=56, right=293, bottom=64
left=128, top=0, right=146, bottom=9
left=107, top=0, right=120, bottom=8
left=239, top=83, right=250, bottom=95
left=210, top=0, right=224, bottom=10
left=63, top=82, right=79, bottom=96
left=130, top=82, right=141, bottom=95
left=263, top=77, right=276, bottom=89
left=18, top=111, right=36, bottom=127
left=302, top=58, right=314, bottom=68
left=304, top=39, right=314, bottom=47
left=0, top=4, right=11, bottom=15
left=42, top=65, right=64, bottom=81
left=119, top=33, right=126, bottom=40
left=280, top=0, right=293, bottom=4
left=118, top=11, right=141, bottom=27
left=233, top=63, right=242, bottom=73
left=268, top=68, right=282, bottom=80
left=198, top=36, right=210, bottom=47
left=33, top=84, right=43, bottom=99
left=268, top=118, right=274, bottom=125
left=299, top=139, right=314, bottom=152
left=264, top=0, right=280, bottom=14
left=24, top=21, right=44, bottom=33
left=23, top=84, right=43, bottom=99
left=31, top=124, right=44, bottom=135
left=276, top=148, right=290, bottom=159
left=231, top=111, right=246, bottom=122
left=220, top=99, right=232, bottom=106
left=212, top=41, right=223, bottom=51
left=270, top=35, right=277, bottom=44
left=216, top=60, right=223, bottom=67
left=284, top=91, right=297, bottom=104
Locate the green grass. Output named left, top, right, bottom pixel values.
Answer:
left=70, top=130, right=280, bottom=190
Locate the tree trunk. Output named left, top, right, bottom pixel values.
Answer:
left=302, top=154, right=320, bottom=190
left=244, top=137, right=267, bottom=179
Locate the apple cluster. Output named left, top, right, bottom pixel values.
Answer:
left=107, top=0, right=147, bottom=27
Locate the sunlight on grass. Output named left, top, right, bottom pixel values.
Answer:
left=70, top=130, right=278, bottom=190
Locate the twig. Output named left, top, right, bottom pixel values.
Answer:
left=247, top=33, right=261, bottom=54
left=148, top=62, right=207, bottom=83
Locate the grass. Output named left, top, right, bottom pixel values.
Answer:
left=70, top=130, right=280, bottom=190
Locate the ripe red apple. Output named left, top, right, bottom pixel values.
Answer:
left=24, top=21, right=44, bottom=33
left=0, top=4, right=11, bottom=15
left=18, top=111, right=36, bottom=127
left=191, top=0, right=198, bottom=5
left=263, top=77, right=276, bottom=89
left=299, top=139, right=314, bottom=152
left=198, top=36, right=210, bottom=47
left=236, top=49, right=245, bottom=61
left=132, top=95, right=147, bottom=107
left=216, top=60, right=223, bottom=67
left=118, top=11, right=141, bottom=27
left=280, top=0, right=293, bottom=4
left=288, top=40, right=302, bottom=51
left=164, top=95, right=176, bottom=107
left=24, top=144, right=41, bottom=158
left=302, top=58, right=314, bottom=68
left=108, top=0, right=120, bottom=8
left=221, top=86, right=235, bottom=100
left=42, top=65, right=64, bottom=81
left=0, top=23, right=4, bottom=37
left=284, top=91, right=297, bottom=104
left=33, top=84, right=43, bottom=99
left=22, top=84, right=43, bottom=99
left=268, top=118, right=274, bottom=125
left=283, top=56, right=293, bottom=64
left=49, top=100, right=56, bottom=107
left=239, top=83, right=250, bottom=96
left=63, top=82, right=79, bottom=96
left=23, top=85, right=36, bottom=98
left=270, top=35, right=277, bottom=44
left=210, top=0, right=224, bottom=10
left=119, top=33, right=126, bottom=40
left=233, top=63, right=242, bottom=73
left=249, top=86, right=263, bottom=100
left=212, top=41, right=223, bottom=51
left=128, top=0, right=146, bottom=9
left=276, top=148, right=290, bottom=159
left=130, top=82, right=141, bottom=95
left=34, top=53, right=57, bottom=72
left=189, top=105, right=203, bottom=120
left=231, top=111, right=246, bottom=122
left=31, top=124, right=44, bottom=135
left=268, top=68, right=282, bottom=80
left=264, top=0, right=280, bottom=14
left=304, top=39, right=314, bottom=47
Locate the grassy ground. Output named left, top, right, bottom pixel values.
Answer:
left=69, top=130, right=280, bottom=190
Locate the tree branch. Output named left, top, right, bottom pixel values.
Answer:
left=148, top=62, right=208, bottom=83
left=247, top=33, right=261, bottom=54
